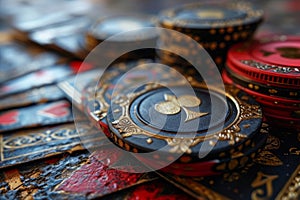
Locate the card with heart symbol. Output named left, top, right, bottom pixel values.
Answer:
left=0, top=100, right=74, bottom=133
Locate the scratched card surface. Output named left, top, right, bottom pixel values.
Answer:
left=0, top=85, right=65, bottom=111
left=160, top=132, right=300, bottom=200
left=0, top=100, right=73, bottom=133
left=0, top=65, right=74, bottom=98
left=0, top=122, right=106, bottom=169
left=55, top=146, right=158, bottom=199
left=0, top=151, right=91, bottom=199
left=58, top=68, right=103, bottom=110
left=0, top=42, right=62, bottom=84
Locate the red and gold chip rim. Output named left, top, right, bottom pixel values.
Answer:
left=227, top=35, right=300, bottom=88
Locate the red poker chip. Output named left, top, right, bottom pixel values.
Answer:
left=226, top=59, right=297, bottom=89
left=227, top=35, right=300, bottom=88
left=263, top=106, right=300, bottom=119
left=225, top=64, right=300, bottom=99
left=223, top=71, right=300, bottom=110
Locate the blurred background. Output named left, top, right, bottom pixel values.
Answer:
left=0, top=0, right=299, bottom=35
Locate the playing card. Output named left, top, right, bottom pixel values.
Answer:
left=159, top=131, right=300, bottom=200
left=0, top=151, right=91, bottom=199
left=29, top=16, right=90, bottom=45
left=55, top=146, right=158, bottom=199
left=0, top=64, right=74, bottom=98
left=0, top=85, right=65, bottom=111
left=0, top=122, right=106, bottom=169
left=58, top=68, right=104, bottom=110
left=0, top=100, right=73, bottom=133
left=52, top=32, right=88, bottom=59
left=0, top=42, right=63, bottom=84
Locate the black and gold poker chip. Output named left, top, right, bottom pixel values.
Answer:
left=157, top=2, right=263, bottom=68
left=106, top=82, right=265, bottom=176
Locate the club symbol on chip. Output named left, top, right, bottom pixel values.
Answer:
left=154, top=94, right=208, bottom=122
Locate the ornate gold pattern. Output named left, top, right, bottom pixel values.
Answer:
left=111, top=83, right=261, bottom=154
left=166, top=138, right=194, bottom=154
left=264, top=135, right=280, bottom=150
left=254, top=150, right=283, bottom=166
left=3, top=128, right=78, bottom=149
left=154, top=94, right=208, bottom=122
left=276, top=164, right=300, bottom=200
left=251, top=172, right=278, bottom=200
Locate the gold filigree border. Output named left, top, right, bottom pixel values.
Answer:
left=276, top=164, right=300, bottom=200
left=111, top=83, right=262, bottom=154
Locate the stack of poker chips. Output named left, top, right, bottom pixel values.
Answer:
left=81, top=58, right=269, bottom=177
left=223, top=35, right=300, bottom=131
left=157, top=1, right=264, bottom=70
left=105, top=80, right=267, bottom=176
left=85, top=15, right=158, bottom=63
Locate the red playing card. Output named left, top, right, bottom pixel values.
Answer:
left=56, top=147, right=157, bottom=198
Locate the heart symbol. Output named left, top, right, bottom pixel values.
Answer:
left=38, top=101, right=70, bottom=118
left=0, top=110, right=19, bottom=125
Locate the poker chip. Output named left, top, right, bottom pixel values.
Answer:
left=106, top=82, right=264, bottom=176
left=225, top=65, right=300, bottom=99
left=158, top=2, right=263, bottom=68
left=85, top=15, right=158, bottom=61
left=227, top=35, right=300, bottom=88
left=224, top=35, right=300, bottom=131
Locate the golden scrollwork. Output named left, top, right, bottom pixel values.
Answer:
left=3, top=126, right=77, bottom=149
left=251, top=172, right=278, bottom=200
left=170, top=175, right=230, bottom=200
left=3, top=133, right=45, bottom=149
left=264, top=135, right=280, bottom=150
left=254, top=150, right=283, bottom=166
left=111, top=83, right=262, bottom=154
left=166, top=138, right=195, bottom=154
left=277, top=165, right=300, bottom=200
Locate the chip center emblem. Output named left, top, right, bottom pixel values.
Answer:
left=154, top=94, right=208, bottom=122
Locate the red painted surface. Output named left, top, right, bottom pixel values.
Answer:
left=127, top=180, right=191, bottom=200
left=57, top=149, right=142, bottom=196
left=38, top=101, right=70, bottom=118
left=0, top=110, right=19, bottom=125
left=70, top=61, right=93, bottom=73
